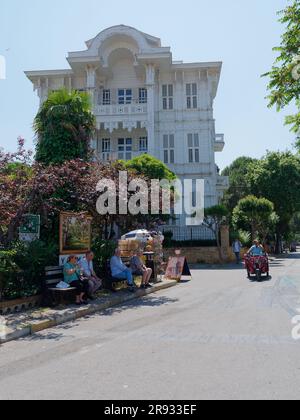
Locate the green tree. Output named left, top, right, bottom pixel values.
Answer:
left=247, top=152, right=300, bottom=247
left=222, top=157, right=258, bottom=212
left=34, top=89, right=96, bottom=165
left=203, top=205, right=229, bottom=262
left=264, top=0, right=300, bottom=144
left=125, top=154, right=176, bottom=181
left=232, top=195, right=278, bottom=243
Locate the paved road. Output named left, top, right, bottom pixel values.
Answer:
left=1, top=254, right=300, bottom=400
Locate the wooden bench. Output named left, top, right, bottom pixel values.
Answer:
left=44, top=266, right=76, bottom=306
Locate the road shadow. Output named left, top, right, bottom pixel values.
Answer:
left=191, top=264, right=245, bottom=271
left=248, top=275, right=273, bottom=284
left=100, top=295, right=179, bottom=317
left=21, top=322, right=81, bottom=343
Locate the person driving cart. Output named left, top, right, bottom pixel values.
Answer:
left=245, top=240, right=269, bottom=281
left=248, top=240, right=265, bottom=256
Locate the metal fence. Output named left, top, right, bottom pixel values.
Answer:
left=160, top=226, right=215, bottom=242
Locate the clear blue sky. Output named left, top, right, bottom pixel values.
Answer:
left=0, top=0, right=296, bottom=169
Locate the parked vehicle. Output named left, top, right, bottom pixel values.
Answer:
left=121, top=230, right=152, bottom=243
left=244, top=254, right=269, bottom=281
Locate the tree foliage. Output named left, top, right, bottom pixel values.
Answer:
left=34, top=89, right=96, bottom=165
left=0, top=140, right=172, bottom=246
left=232, top=195, right=278, bottom=242
left=246, top=151, right=300, bottom=235
left=222, top=157, right=258, bottom=212
left=264, top=0, right=300, bottom=141
left=125, top=154, right=176, bottom=181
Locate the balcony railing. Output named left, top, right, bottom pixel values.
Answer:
left=98, top=151, right=147, bottom=162
left=94, top=102, right=148, bottom=116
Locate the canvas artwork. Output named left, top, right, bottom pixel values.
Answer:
left=60, top=212, right=92, bottom=255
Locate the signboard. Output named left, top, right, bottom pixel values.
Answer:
left=60, top=212, right=92, bottom=255
left=19, top=215, right=40, bottom=242
left=165, top=256, right=192, bottom=281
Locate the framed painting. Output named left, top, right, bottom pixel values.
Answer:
left=59, top=212, right=92, bottom=255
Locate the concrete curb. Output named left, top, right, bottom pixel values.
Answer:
left=0, top=280, right=178, bottom=345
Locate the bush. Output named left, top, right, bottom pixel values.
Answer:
left=0, top=240, right=58, bottom=301
left=92, top=239, right=116, bottom=272
left=0, top=250, right=19, bottom=301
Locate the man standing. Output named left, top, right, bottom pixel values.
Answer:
left=79, top=251, right=102, bottom=299
left=232, top=239, right=243, bottom=264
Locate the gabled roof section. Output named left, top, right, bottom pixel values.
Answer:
left=68, top=25, right=170, bottom=60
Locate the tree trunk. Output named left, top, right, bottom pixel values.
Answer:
left=216, top=227, right=224, bottom=263
left=275, top=232, right=282, bottom=254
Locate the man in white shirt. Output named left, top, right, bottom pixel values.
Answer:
left=232, top=239, right=243, bottom=264
left=79, top=251, right=102, bottom=299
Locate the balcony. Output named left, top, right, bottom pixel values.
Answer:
left=214, top=134, right=225, bottom=152
left=98, top=151, right=146, bottom=163
left=94, top=100, right=148, bottom=117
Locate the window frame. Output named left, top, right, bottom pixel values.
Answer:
left=102, top=89, right=111, bottom=105
left=118, top=89, right=133, bottom=105
left=187, top=133, right=200, bottom=163
left=139, top=88, right=148, bottom=104
left=162, top=84, right=174, bottom=110
left=118, top=138, right=133, bottom=160
left=186, top=83, right=198, bottom=109
left=163, top=134, right=175, bottom=164
left=139, top=137, right=148, bottom=152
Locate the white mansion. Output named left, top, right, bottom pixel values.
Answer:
left=25, top=25, right=228, bottom=240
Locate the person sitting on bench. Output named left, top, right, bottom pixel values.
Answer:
left=130, top=249, right=153, bottom=289
left=110, top=248, right=136, bottom=293
left=63, top=256, right=89, bottom=306
left=79, top=251, right=102, bottom=299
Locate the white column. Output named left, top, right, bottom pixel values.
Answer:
left=86, top=65, right=97, bottom=106
left=145, top=64, right=156, bottom=156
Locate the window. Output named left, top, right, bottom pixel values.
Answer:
left=102, top=139, right=111, bottom=152
left=139, top=88, right=147, bottom=104
left=118, top=138, right=132, bottom=160
left=139, top=137, right=148, bottom=152
left=186, top=83, right=198, bottom=109
left=102, top=90, right=111, bottom=105
left=118, top=89, right=132, bottom=105
left=101, top=139, right=111, bottom=161
left=162, top=84, right=174, bottom=110
left=163, top=134, right=175, bottom=164
left=188, top=134, right=200, bottom=163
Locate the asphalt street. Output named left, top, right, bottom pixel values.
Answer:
left=1, top=254, right=300, bottom=400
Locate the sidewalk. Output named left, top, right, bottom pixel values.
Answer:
left=0, top=279, right=178, bottom=345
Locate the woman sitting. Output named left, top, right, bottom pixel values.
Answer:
left=63, top=256, right=89, bottom=306
left=130, top=249, right=153, bottom=289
